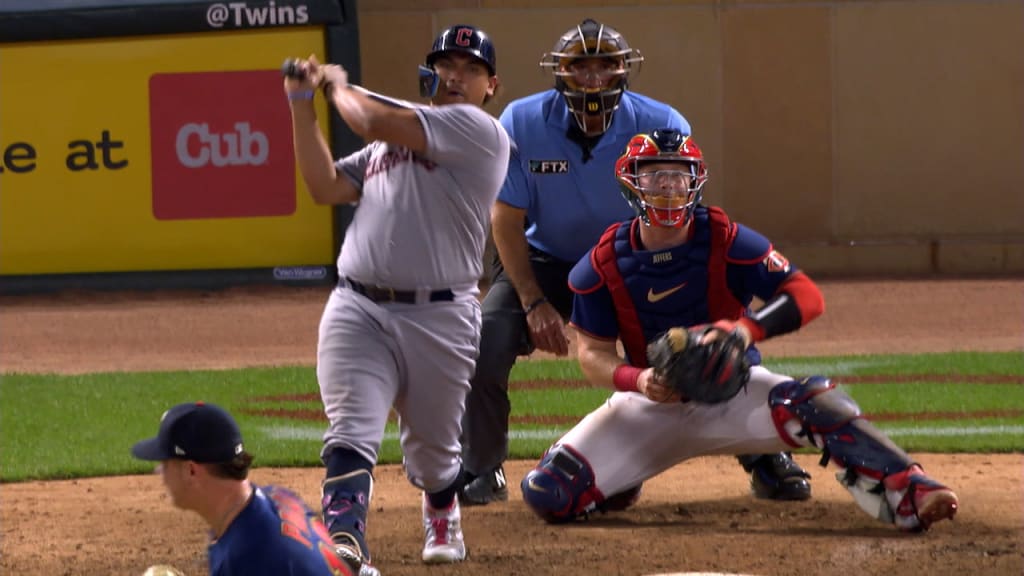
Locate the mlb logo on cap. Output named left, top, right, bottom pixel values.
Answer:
left=132, top=402, right=244, bottom=463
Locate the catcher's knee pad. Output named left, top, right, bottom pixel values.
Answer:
left=521, top=445, right=603, bottom=523
left=769, top=376, right=914, bottom=519
left=322, top=469, right=373, bottom=559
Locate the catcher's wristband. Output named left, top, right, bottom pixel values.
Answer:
left=737, top=316, right=766, bottom=343
left=612, top=364, right=642, bottom=393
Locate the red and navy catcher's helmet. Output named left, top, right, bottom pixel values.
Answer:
left=615, top=128, right=708, bottom=228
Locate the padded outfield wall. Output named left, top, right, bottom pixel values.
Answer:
left=357, top=0, right=1024, bottom=276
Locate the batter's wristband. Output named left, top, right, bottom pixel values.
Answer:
left=613, top=365, right=642, bottom=393
left=287, top=90, right=315, bottom=101
left=523, top=296, right=548, bottom=315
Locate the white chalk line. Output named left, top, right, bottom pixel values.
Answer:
left=260, top=424, right=1024, bottom=442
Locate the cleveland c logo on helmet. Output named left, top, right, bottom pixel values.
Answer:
left=425, top=24, right=497, bottom=75
left=421, top=24, right=497, bottom=98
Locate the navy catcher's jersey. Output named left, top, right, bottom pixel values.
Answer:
left=209, top=485, right=351, bottom=575
left=568, top=207, right=800, bottom=366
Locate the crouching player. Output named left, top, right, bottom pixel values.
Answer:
left=520, top=128, right=959, bottom=533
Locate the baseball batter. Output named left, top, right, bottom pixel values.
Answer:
left=521, top=129, right=960, bottom=533
left=284, top=25, right=509, bottom=572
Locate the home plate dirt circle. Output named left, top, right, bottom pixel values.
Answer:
left=645, top=572, right=762, bottom=576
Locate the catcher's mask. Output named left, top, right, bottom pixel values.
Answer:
left=615, top=129, right=708, bottom=228
left=421, top=24, right=497, bottom=98
left=539, top=19, right=642, bottom=134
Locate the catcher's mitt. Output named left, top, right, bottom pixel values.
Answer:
left=647, top=325, right=751, bottom=404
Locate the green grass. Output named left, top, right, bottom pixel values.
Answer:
left=764, top=350, right=1024, bottom=377
left=512, top=387, right=609, bottom=416
left=843, top=382, right=1022, bottom=415
left=509, top=359, right=585, bottom=381
left=1, top=351, right=1021, bottom=482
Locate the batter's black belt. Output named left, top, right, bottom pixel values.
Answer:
left=341, top=278, right=455, bottom=304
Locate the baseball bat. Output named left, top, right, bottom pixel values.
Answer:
left=281, top=59, right=414, bottom=109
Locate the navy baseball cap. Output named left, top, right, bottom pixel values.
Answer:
left=131, top=402, right=244, bottom=463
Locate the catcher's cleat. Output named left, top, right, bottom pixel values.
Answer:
left=599, top=484, right=643, bottom=512
left=743, top=453, right=812, bottom=501
left=334, top=537, right=381, bottom=576
left=885, top=464, right=959, bottom=532
left=915, top=488, right=959, bottom=530
left=422, top=494, right=467, bottom=564
left=459, top=465, right=509, bottom=506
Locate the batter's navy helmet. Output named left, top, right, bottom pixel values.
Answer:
left=425, top=25, right=497, bottom=76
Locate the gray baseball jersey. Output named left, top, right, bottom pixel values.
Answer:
left=318, top=103, right=510, bottom=492
left=335, top=103, right=506, bottom=291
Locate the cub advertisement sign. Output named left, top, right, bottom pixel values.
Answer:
left=0, top=29, right=333, bottom=275
left=150, top=70, right=295, bottom=220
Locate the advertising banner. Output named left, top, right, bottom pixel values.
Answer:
left=0, top=28, right=335, bottom=274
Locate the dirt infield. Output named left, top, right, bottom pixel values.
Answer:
left=1, top=279, right=1022, bottom=576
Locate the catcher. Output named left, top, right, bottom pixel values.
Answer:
left=520, top=128, right=960, bottom=533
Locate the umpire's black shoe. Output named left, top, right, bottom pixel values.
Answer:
left=460, top=465, right=509, bottom=506
left=740, top=453, right=812, bottom=501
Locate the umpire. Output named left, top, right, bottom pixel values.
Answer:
left=460, top=18, right=812, bottom=506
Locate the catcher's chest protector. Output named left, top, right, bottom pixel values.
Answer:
left=593, top=208, right=745, bottom=365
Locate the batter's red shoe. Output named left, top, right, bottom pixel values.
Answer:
left=422, top=495, right=466, bottom=564
left=884, top=464, right=959, bottom=532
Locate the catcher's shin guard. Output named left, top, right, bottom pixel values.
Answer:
left=521, top=445, right=604, bottom=523
left=768, top=376, right=929, bottom=525
left=322, top=469, right=374, bottom=562
left=768, top=376, right=914, bottom=475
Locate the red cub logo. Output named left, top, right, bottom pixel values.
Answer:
left=150, top=71, right=295, bottom=220
left=455, top=27, right=473, bottom=46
